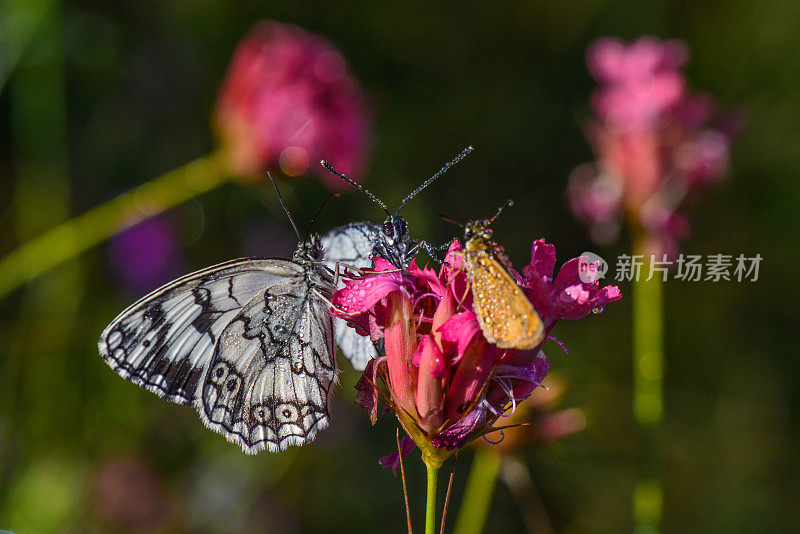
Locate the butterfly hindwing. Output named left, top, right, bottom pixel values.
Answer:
left=199, top=271, right=336, bottom=453
left=99, top=254, right=337, bottom=453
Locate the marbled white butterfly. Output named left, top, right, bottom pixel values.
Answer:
left=99, top=177, right=338, bottom=454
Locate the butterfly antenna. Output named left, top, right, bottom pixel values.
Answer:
left=320, top=160, right=391, bottom=217
left=396, top=145, right=474, bottom=216
left=438, top=213, right=465, bottom=228
left=488, top=199, right=514, bottom=224
left=304, top=192, right=341, bottom=239
left=268, top=172, right=301, bottom=241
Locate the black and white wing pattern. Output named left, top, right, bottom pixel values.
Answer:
left=321, top=222, right=383, bottom=371
left=98, top=252, right=337, bottom=454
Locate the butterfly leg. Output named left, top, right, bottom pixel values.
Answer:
left=333, top=262, right=371, bottom=286
left=312, top=287, right=359, bottom=317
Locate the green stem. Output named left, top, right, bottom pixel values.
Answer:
left=425, top=460, right=440, bottom=534
left=0, top=151, right=233, bottom=300
left=632, top=234, right=664, bottom=532
left=452, top=450, right=501, bottom=534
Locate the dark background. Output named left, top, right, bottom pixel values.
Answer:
left=1, top=1, right=798, bottom=532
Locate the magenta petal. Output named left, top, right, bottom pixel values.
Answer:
left=409, top=262, right=447, bottom=298
left=355, top=356, right=386, bottom=425
left=378, top=435, right=417, bottom=475
left=431, top=403, right=489, bottom=450
left=438, top=311, right=481, bottom=360
left=414, top=335, right=447, bottom=379
left=331, top=274, right=404, bottom=315
left=551, top=257, right=582, bottom=295
left=371, top=257, right=397, bottom=272
left=523, top=239, right=556, bottom=281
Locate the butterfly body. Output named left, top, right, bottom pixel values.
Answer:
left=99, top=235, right=337, bottom=454
left=463, top=219, right=545, bottom=350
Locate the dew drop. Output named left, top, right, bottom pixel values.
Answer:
left=592, top=306, right=604, bottom=314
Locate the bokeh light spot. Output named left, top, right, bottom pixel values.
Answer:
left=279, top=146, right=310, bottom=176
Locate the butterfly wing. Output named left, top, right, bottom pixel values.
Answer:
left=321, top=222, right=382, bottom=371
left=99, top=257, right=337, bottom=453
left=199, top=267, right=336, bottom=453
left=465, top=245, right=545, bottom=350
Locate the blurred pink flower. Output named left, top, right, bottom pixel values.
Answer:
left=570, top=36, right=741, bottom=255
left=332, top=239, right=620, bottom=466
left=215, top=21, right=372, bottom=189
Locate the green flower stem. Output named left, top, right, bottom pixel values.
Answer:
left=0, top=151, right=232, bottom=300
left=425, top=460, right=439, bottom=534
left=452, top=449, right=501, bottom=534
left=632, top=234, right=664, bottom=532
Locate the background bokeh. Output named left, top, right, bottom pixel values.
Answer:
left=1, top=1, right=798, bottom=532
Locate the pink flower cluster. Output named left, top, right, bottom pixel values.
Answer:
left=569, top=36, right=741, bottom=255
left=215, top=21, right=371, bottom=189
left=331, top=239, right=620, bottom=467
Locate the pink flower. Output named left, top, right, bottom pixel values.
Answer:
left=332, top=239, right=620, bottom=466
left=570, top=36, right=741, bottom=256
left=215, top=21, right=372, bottom=189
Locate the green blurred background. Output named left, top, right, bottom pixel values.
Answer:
left=1, top=1, right=798, bottom=532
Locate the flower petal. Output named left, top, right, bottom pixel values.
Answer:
left=331, top=274, right=405, bottom=316
left=378, top=435, right=417, bottom=475
left=445, top=338, right=497, bottom=422
left=438, top=311, right=481, bottom=360
left=355, top=356, right=387, bottom=425
left=431, top=403, right=489, bottom=450
left=415, top=335, right=446, bottom=432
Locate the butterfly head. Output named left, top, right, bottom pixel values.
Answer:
left=381, top=216, right=409, bottom=245
left=464, top=219, right=493, bottom=244
left=371, top=215, right=415, bottom=268
left=295, top=234, right=325, bottom=263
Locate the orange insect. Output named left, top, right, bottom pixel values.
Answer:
left=461, top=201, right=545, bottom=350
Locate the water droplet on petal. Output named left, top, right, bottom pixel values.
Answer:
left=592, top=306, right=604, bottom=314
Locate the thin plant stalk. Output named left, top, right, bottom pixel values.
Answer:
left=632, top=232, right=664, bottom=531
left=452, top=449, right=502, bottom=534
left=425, top=461, right=440, bottom=534
left=0, top=151, right=232, bottom=300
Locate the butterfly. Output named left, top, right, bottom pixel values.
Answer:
left=462, top=201, right=545, bottom=350
left=98, top=178, right=338, bottom=454
left=320, top=146, right=473, bottom=370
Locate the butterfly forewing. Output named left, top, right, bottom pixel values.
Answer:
left=465, top=225, right=545, bottom=350
left=98, top=251, right=338, bottom=454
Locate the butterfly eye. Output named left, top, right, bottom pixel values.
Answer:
left=382, top=219, right=394, bottom=236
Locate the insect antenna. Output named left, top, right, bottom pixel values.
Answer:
left=488, top=199, right=514, bottom=224
left=320, top=160, right=391, bottom=217
left=303, top=192, right=341, bottom=240
left=438, top=213, right=465, bottom=228
left=267, top=171, right=301, bottom=241
left=395, top=145, right=474, bottom=215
